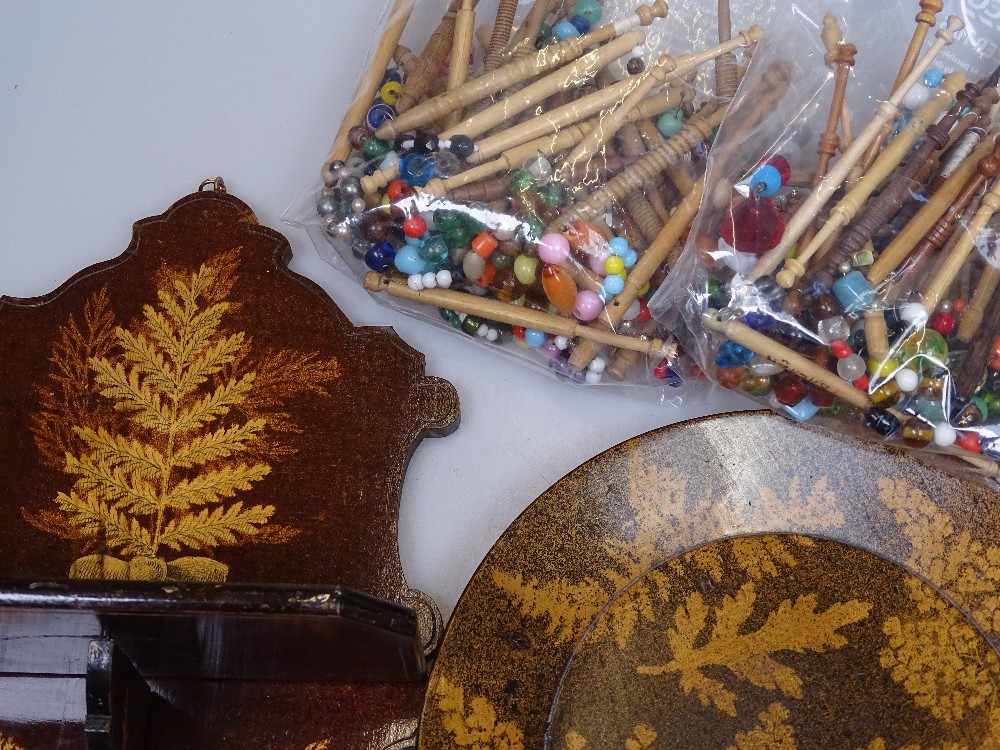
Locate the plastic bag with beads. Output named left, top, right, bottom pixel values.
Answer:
left=284, top=0, right=779, bottom=390
left=648, top=1, right=1000, bottom=481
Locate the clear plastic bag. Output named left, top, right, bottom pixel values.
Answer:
left=285, top=0, right=773, bottom=389
left=649, top=1, right=1000, bottom=479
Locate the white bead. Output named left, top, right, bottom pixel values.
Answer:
left=900, top=302, right=929, bottom=327
left=486, top=328, right=499, bottom=342
left=631, top=45, right=645, bottom=57
left=817, top=315, right=850, bottom=344
left=421, top=271, right=437, bottom=289
left=585, top=370, right=603, bottom=384
left=406, top=274, right=424, bottom=291
left=436, top=269, right=453, bottom=288
left=748, top=356, right=784, bottom=376
left=589, top=356, right=607, bottom=374
left=380, top=151, right=400, bottom=171
left=554, top=336, right=569, bottom=350
left=902, top=81, right=933, bottom=111
left=933, top=423, right=957, bottom=447
left=895, top=368, right=919, bottom=393
left=476, top=323, right=489, bottom=337
left=621, top=300, right=642, bottom=321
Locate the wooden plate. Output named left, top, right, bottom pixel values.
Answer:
left=419, top=411, right=1000, bottom=749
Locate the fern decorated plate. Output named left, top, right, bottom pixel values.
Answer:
left=419, top=411, right=1000, bottom=749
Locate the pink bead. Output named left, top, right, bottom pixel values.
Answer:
left=573, top=290, right=605, bottom=321
left=538, top=233, right=571, bottom=264
left=539, top=341, right=562, bottom=359
left=588, top=250, right=611, bottom=275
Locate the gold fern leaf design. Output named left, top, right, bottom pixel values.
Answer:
left=726, top=703, right=797, bottom=749
left=435, top=675, right=524, bottom=750
left=876, top=478, right=1000, bottom=634
left=625, top=724, right=657, bottom=750
left=880, top=577, right=999, bottom=725
left=637, top=583, right=871, bottom=717
left=859, top=740, right=971, bottom=750
left=563, top=730, right=588, bottom=750
left=304, top=741, right=331, bottom=750
left=0, top=732, right=27, bottom=750
left=28, top=248, right=339, bottom=581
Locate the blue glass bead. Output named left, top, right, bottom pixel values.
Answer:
left=399, top=153, right=436, bottom=187
left=573, top=0, right=603, bottom=24
left=748, top=164, right=782, bottom=198
left=366, top=103, right=396, bottom=130
left=656, top=109, right=685, bottom=138
left=364, top=241, right=396, bottom=273
left=404, top=233, right=424, bottom=247
left=622, top=250, right=638, bottom=269
left=603, top=275, right=625, bottom=296
left=524, top=328, right=547, bottom=347
left=783, top=395, right=820, bottom=422
left=864, top=408, right=900, bottom=438
left=382, top=69, right=404, bottom=85
left=609, top=237, right=630, bottom=256
left=715, top=340, right=755, bottom=368
left=923, top=67, right=943, bottom=88
left=418, top=235, right=450, bottom=265
left=742, top=311, right=775, bottom=332
left=552, top=20, right=580, bottom=39
left=568, top=15, right=591, bottom=33
left=831, top=270, right=876, bottom=313
left=394, top=246, right=427, bottom=275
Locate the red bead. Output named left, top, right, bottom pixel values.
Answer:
left=386, top=180, right=413, bottom=201
left=773, top=373, right=808, bottom=406
left=853, top=374, right=868, bottom=390
left=929, top=311, right=955, bottom=335
left=830, top=339, right=852, bottom=359
left=512, top=325, right=526, bottom=340
left=956, top=431, right=982, bottom=453
left=809, top=383, right=835, bottom=408
left=635, top=299, right=652, bottom=323
left=716, top=366, right=745, bottom=389
left=653, top=358, right=671, bottom=379
left=952, top=298, right=968, bottom=315
left=765, top=155, right=791, bottom=185
left=719, top=197, right=785, bottom=255
left=471, top=231, right=499, bottom=258
left=402, top=215, right=427, bottom=238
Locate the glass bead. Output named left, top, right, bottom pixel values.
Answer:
left=436, top=269, right=453, bottom=288
left=552, top=19, right=580, bottom=39
left=901, top=330, right=949, bottom=370
left=902, top=417, right=933, bottom=447
left=715, top=340, right=755, bottom=369
left=809, top=384, right=835, bottom=408
left=359, top=211, right=392, bottom=242
left=748, top=356, right=784, bottom=377
left=348, top=126, right=371, bottom=150
left=462, top=251, right=486, bottom=282
left=537, top=22, right=553, bottom=40
left=399, top=153, right=435, bottom=186
left=864, top=408, right=900, bottom=438
left=522, top=155, right=553, bottom=186
left=902, top=81, right=932, bottom=110
left=440, top=308, right=462, bottom=328
left=604, top=256, right=625, bottom=276
left=364, top=241, right=395, bottom=272
left=719, top=197, right=784, bottom=255
left=573, top=0, right=603, bottom=24
left=810, top=294, right=840, bottom=321
left=930, top=311, right=955, bottom=335
left=956, top=398, right=988, bottom=427
left=489, top=249, right=514, bottom=271
left=394, top=246, right=426, bottom=275
left=522, top=328, right=546, bottom=347
left=521, top=212, right=546, bottom=240
left=933, top=422, right=957, bottom=446
left=774, top=372, right=809, bottom=406
left=602, top=275, right=625, bottom=296
left=509, top=169, right=537, bottom=195
left=740, top=372, right=772, bottom=396
left=366, top=103, right=396, bottom=131
left=538, top=233, right=571, bottom=264
left=460, top=314, right=483, bottom=336
left=923, top=67, right=943, bottom=88
left=870, top=380, right=901, bottom=407
left=748, top=164, right=782, bottom=198
left=716, top=366, right=744, bottom=389
left=573, top=290, right=604, bottom=321
left=956, top=431, right=982, bottom=453
left=764, top=155, right=791, bottom=185
left=379, top=80, right=404, bottom=106
left=831, top=270, right=876, bottom=313
left=471, top=231, right=499, bottom=258
left=386, top=180, right=413, bottom=201
left=542, top=265, right=578, bottom=314
left=402, top=215, right=427, bottom=238
left=656, top=108, right=685, bottom=138
left=448, top=134, right=476, bottom=159
left=514, top=255, right=539, bottom=284
left=418, top=235, right=450, bottom=265
left=432, top=151, right=462, bottom=178
left=900, top=301, right=929, bottom=327
left=836, top=353, right=866, bottom=381
left=540, top=183, right=566, bottom=208
left=817, top=315, right=850, bottom=343
left=411, top=131, right=439, bottom=153
left=626, top=58, right=645, bottom=75
left=568, top=15, right=591, bottom=33
left=382, top=69, right=404, bottom=85
left=783, top=395, right=820, bottom=422
left=895, top=368, right=919, bottom=393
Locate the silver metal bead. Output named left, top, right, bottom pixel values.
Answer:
left=323, top=160, right=345, bottom=187
left=351, top=197, right=367, bottom=213
left=838, top=260, right=852, bottom=276
left=316, top=194, right=339, bottom=216
left=339, top=176, right=362, bottom=200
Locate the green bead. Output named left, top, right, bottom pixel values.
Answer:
left=913, top=396, right=945, bottom=423
left=707, top=279, right=725, bottom=308
left=418, top=235, right=450, bottom=265
left=362, top=137, right=391, bottom=160
left=492, top=322, right=513, bottom=345
left=656, top=109, right=685, bottom=138
left=434, top=209, right=463, bottom=231
left=514, top=255, right=539, bottom=284
left=984, top=391, right=1000, bottom=414
left=461, top=314, right=483, bottom=336
left=521, top=211, right=546, bottom=238
left=537, top=22, right=553, bottom=39
left=540, top=183, right=567, bottom=208
left=902, top=329, right=949, bottom=371
left=490, top=249, right=514, bottom=271
left=509, top=169, right=537, bottom=194
left=439, top=308, right=462, bottom=328
left=573, top=0, right=603, bottom=24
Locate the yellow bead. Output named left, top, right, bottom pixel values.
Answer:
left=604, top=255, right=625, bottom=276
left=867, top=357, right=899, bottom=377
left=380, top=81, right=404, bottom=106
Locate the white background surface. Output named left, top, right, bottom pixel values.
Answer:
left=0, top=2, right=753, bottom=620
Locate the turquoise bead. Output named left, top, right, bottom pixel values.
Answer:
left=394, top=246, right=427, bottom=275
left=831, top=270, right=876, bottom=313
left=418, top=235, right=450, bottom=265
left=573, top=0, right=603, bottom=24
left=552, top=20, right=580, bottom=39
left=656, top=109, right=685, bottom=138
left=783, top=395, right=820, bottom=422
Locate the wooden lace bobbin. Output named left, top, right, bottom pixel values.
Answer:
left=440, top=29, right=647, bottom=142
left=895, top=139, right=1000, bottom=296
left=483, top=0, right=518, bottom=73
left=442, top=0, right=477, bottom=129
left=928, top=105, right=998, bottom=193
left=636, top=118, right=696, bottom=202
left=613, top=123, right=667, bottom=243
left=362, top=272, right=673, bottom=357
left=323, top=0, right=415, bottom=174
left=714, top=0, right=739, bottom=98
left=550, top=101, right=725, bottom=231
left=445, top=153, right=628, bottom=203
left=505, top=0, right=557, bottom=54
left=917, top=91, right=997, bottom=186
left=375, top=0, right=668, bottom=140
left=701, top=313, right=872, bottom=409
left=394, top=45, right=420, bottom=77
left=958, top=252, right=1000, bottom=343
left=920, top=168, right=1000, bottom=314
left=563, top=26, right=763, bottom=166
left=803, top=80, right=980, bottom=292
left=797, top=15, right=857, bottom=252
left=566, top=175, right=705, bottom=372
left=775, top=72, right=967, bottom=289
left=748, top=15, right=965, bottom=282
left=953, top=263, right=1000, bottom=400
left=392, top=0, right=480, bottom=116
left=857, top=0, right=945, bottom=176
left=420, top=89, right=684, bottom=197
left=867, top=134, right=998, bottom=285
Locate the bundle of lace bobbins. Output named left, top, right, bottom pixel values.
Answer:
left=689, top=4, right=1000, bottom=476
left=319, top=0, right=759, bottom=385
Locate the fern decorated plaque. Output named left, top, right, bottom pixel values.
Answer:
left=0, top=179, right=458, bottom=749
